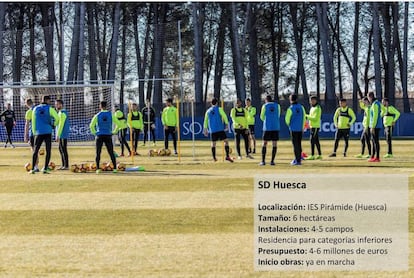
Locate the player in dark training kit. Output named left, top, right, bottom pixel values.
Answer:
left=1, top=103, right=16, bottom=148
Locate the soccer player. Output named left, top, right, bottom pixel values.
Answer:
left=259, top=95, right=280, bottom=166
left=128, top=103, right=143, bottom=155
left=285, top=94, right=306, bottom=166
left=142, top=99, right=156, bottom=146
left=29, top=95, right=59, bottom=174
left=305, top=96, right=322, bottom=160
left=329, top=99, right=356, bottom=157
left=24, top=99, right=39, bottom=172
left=203, top=98, right=233, bottom=162
left=1, top=103, right=16, bottom=148
left=368, top=92, right=382, bottom=162
left=55, top=99, right=70, bottom=170
left=114, top=106, right=131, bottom=157
left=355, top=97, right=371, bottom=159
left=231, top=99, right=253, bottom=160
left=381, top=98, right=400, bottom=158
left=90, top=101, right=120, bottom=174
left=161, top=98, right=178, bottom=155
left=245, top=98, right=256, bottom=154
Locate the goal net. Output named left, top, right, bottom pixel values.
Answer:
left=0, top=84, right=115, bottom=144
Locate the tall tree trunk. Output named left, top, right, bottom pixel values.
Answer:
left=213, top=5, right=226, bottom=100
left=270, top=3, right=282, bottom=102
left=67, top=3, right=80, bottom=83
left=152, top=3, right=167, bottom=107
left=290, top=3, right=309, bottom=108
left=248, top=4, right=260, bottom=110
left=229, top=2, right=246, bottom=101
left=352, top=2, right=359, bottom=110
left=192, top=2, right=204, bottom=114
left=336, top=3, right=343, bottom=99
left=87, top=3, right=98, bottom=84
left=133, top=4, right=151, bottom=106
left=364, top=27, right=373, bottom=95
left=381, top=3, right=395, bottom=102
left=402, top=2, right=410, bottom=112
left=316, top=24, right=320, bottom=100
left=0, top=3, right=4, bottom=106
left=95, top=6, right=108, bottom=81
left=40, top=3, right=56, bottom=82
left=107, top=2, right=121, bottom=83
left=372, top=2, right=383, bottom=99
left=120, top=6, right=127, bottom=107
left=77, top=2, right=85, bottom=83
left=316, top=2, right=336, bottom=110
left=29, top=4, right=37, bottom=83
left=58, top=3, right=64, bottom=83
left=13, top=4, right=24, bottom=85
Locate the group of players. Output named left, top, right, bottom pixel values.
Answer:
left=23, top=95, right=175, bottom=174
left=7, top=91, right=401, bottom=173
left=203, top=92, right=400, bottom=165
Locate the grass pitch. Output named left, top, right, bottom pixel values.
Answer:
left=0, top=139, right=413, bottom=277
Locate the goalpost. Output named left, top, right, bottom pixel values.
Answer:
left=0, top=84, right=115, bottom=145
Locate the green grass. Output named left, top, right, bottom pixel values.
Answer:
left=0, top=139, right=413, bottom=277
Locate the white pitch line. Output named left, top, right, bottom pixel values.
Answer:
left=0, top=191, right=253, bottom=210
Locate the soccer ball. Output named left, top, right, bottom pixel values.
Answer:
left=117, top=162, right=126, bottom=171
left=99, top=163, right=107, bottom=171
left=165, top=149, right=171, bottom=156
left=158, top=149, right=166, bottom=156
left=39, top=149, right=45, bottom=155
left=24, top=162, right=31, bottom=172
left=89, top=163, right=97, bottom=171
left=105, top=162, right=114, bottom=171
left=79, top=164, right=88, bottom=173
left=148, top=149, right=156, bottom=157
left=70, top=164, right=79, bottom=173
left=48, top=162, right=56, bottom=170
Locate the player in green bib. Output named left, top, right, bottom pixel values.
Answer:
left=115, top=106, right=131, bottom=157
left=245, top=98, right=256, bottom=154
left=305, top=96, right=322, bottom=160
left=128, top=103, right=143, bottom=155
left=161, top=98, right=178, bottom=155
left=381, top=98, right=400, bottom=158
left=355, top=97, right=371, bottom=159
left=329, top=99, right=356, bottom=157
left=230, top=99, right=253, bottom=160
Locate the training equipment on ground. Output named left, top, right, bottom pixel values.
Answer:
left=148, top=149, right=157, bottom=157
left=70, top=164, right=79, bottom=173
left=125, top=166, right=145, bottom=172
left=24, top=162, right=31, bottom=172
left=39, top=149, right=45, bottom=155
left=117, top=162, right=126, bottom=171
left=158, top=149, right=166, bottom=156
left=165, top=149, right=171, bottom=156
left=48, top=162, right=56, bottom=170
left=105, top=162, right=114, bottom=171
left=89, top=163, right=97, bottom=171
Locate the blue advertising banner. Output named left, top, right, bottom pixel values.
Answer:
left=1, top=113, right=413, bottom=143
